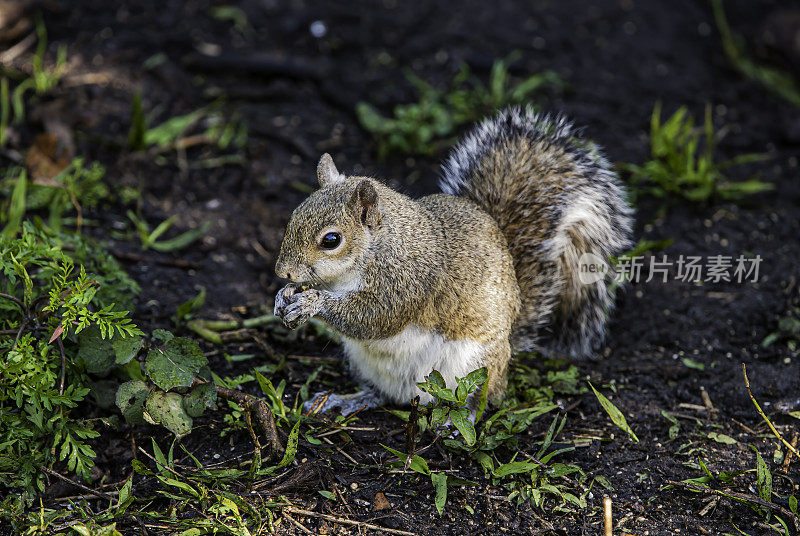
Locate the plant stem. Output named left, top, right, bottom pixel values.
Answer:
left=0, top=292, right=25, bottom=310
left=57, top=336, right=66, bottom=395
left=742, top=363, right=799, bottom=458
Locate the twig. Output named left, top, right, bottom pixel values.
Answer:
left=136, top=446, right=184, bottom=480
left=604, top=496, right=612, bottom=536
left=54, top=490, right=119, bottom=502
left=700, top=387, right=715, bottom=411
left=782, top=432, right=799, bottom=472
left=11, top=316, right=29, bottom=349
left=283, top=512, right=316, bottom=535
left=731, top=418, right=757, bottom=435
left=321, top=436, right=358, bottom=465
left=334, top=485, right=355, bottom=517
left=667, top=479, right=799, bottom=528
left=0, top=31, right=36, bottom=64
left=307, top=391, right=332, bottom=415
left=315, top=426, right=378, bottom=438
left=188, top=315, right=279, bottom=344
left=149, top=134, right=211, bottom=154
left=40, top=467, right=116, bottom=502
left=742, top=363, right=800, bottom=458
left=282, top=506, right=416, bottom=536
left=188, top=321, right=251, bottom=344
left=698, top=496, right=719, bottom=517
left=404, top=396, right=420, bottom=471
left=217, top=385, right=283, bottom=457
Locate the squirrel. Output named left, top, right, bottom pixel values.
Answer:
left=273, top=106, right=633, bottom=416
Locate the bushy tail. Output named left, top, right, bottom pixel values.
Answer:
left=439, top=107, right=633, bottom=358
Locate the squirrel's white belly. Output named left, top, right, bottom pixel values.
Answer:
left=341, top=325, right=487, bottom=404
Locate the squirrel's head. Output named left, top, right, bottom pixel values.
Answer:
left=274, top=153, right=381, bottom=287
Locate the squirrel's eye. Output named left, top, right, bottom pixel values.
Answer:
left=320, top=232, right=341, bottom=250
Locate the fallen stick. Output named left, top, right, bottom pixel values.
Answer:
left=216, top=385, right=283, bottom=457
left=40, top=467, right=116, bottom=503
left=282, top=506, right=416, bottom=536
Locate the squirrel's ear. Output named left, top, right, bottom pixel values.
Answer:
left=352, top=180, right=380, bottom=229
left=317, top=153, right=345, bottom=187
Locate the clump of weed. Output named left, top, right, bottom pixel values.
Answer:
left=0, top=160, right=111, bottom=235
left=623, top=102, right=771, bottom=204
left=357, top=53, right=562, bottom=158
left=8, top=15, right=68, bottom=126
left=126, top=211, right=211, bottom=253
left=127, top=97, right=248, bottom=160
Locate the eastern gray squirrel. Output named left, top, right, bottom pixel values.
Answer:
left=273, top=107, right=633, bottom=415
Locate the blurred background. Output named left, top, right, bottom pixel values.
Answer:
left=2, top=0, right=796, bottom=308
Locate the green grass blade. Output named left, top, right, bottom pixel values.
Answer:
left=589, top=382, right=639, bottom=442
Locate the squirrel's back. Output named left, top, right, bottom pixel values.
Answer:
left=439, top=107, right=633, bottom=358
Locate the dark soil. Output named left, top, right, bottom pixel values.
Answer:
left=4, top=0, right=800, bottom=534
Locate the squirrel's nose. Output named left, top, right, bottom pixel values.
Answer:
left=275, top=259, right=298, bottom=281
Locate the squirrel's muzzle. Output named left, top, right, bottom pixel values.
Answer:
left=274, top=257, right=309, bottom=283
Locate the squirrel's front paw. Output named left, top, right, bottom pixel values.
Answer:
left=274, top=283, right=301, bottom=319
left=281, top=288, right=324, bottom=329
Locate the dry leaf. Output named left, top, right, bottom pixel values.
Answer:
left=25, top=133, right=72, bottom=182
left=373, top=491, right=391, bottom=510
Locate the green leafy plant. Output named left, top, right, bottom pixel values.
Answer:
left=623, top=103, right=770, bottom=204
left=357, top=53, right=562, bottom=158
left=0, top=223, right=141, bottom=502
left=416, top=368, right=490, bottom=445
left=1, top=160, right=110, bottom=236
left=711, top=0, right=800, bottom=108
left=116, top=330, right=216, bottom=438
left=386, top=364, right=605, bottom=514
left=127, top=211, right=210, bottom=252
left=382, top=444, right=460, bottom=515
left=624, top=103, right=771, bottom=204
